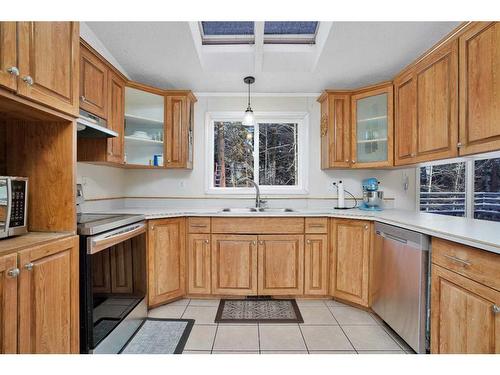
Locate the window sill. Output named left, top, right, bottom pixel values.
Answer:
left=205, top=187, right=309, bottom=196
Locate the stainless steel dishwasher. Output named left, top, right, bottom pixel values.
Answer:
left=372, top=222, right=430, bottom=354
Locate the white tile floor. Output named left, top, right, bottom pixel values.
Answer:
left=148, top=298, right=415, bottom=354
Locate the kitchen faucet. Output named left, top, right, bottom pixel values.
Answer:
left=245, top=179, right=266, bottom=210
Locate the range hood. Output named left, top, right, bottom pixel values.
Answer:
left=77, top=109, right=118, bottom=138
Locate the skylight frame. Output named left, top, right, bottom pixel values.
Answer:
left=263, top=22, right=319, bottom=45
left=199, top=22, right=255, bottom=45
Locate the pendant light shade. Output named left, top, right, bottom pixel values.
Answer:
left=242, top=76, right=256, bottom=126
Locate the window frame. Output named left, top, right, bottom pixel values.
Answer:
left=198, top=22, right=255, bottom=45
left=416, top=150, right=500, bottom=221
left=205, top=111, right=309, bottom=195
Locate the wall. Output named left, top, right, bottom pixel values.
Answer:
left=77, top=94, right=417, bottom=210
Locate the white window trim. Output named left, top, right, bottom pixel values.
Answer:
left=415, top=150, right=500, bottom=219
left=205, top=111, right=309, bottom=195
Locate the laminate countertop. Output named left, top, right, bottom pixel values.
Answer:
left=85, top=207, right=500, bottom=255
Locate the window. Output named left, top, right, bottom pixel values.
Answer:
left=200, top=22, right=254, bottom=45
left=418, top=154, right=500, bottom=222
left=264, top=21, right=319, bottom=44
left=207, top=114, right=307, bottom=194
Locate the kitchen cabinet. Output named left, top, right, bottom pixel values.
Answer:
left=0, top=22, right=18, bottom=92
left=459, top=22, right=500, bottom=156
left=431, top=264, right=500, bottom=353
left=430, top=238, right=500, bottom=353
left=257, top=235, right=304, bottom=295
left=16, top=22, right=79, bottom=117
left=165, top=93, right=196, bottom=169
left=394, top=40, right=459, bottom=165
left=106, top=71, right=125, bottom=164
left=187, top=233, right=211, bottom=295
left=124, top=83, right=166, bottom=167
left=330, top=219, right=371, bottom=307
left=0, top=253, right=17, bottom=354
left=17, top=235, right=79, bottom=354
left=147, top=218, right=186, bottom=307
left=304, top=234, right=329, bottom=296
left=318, top=92, right=351, bottom=169
left=351, top=83, right=393, bottom=168
left=80, top=44, right=108, bottom=119
left=211, top=234, right=258, bottom=295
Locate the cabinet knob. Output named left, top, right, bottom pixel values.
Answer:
left=7, top=66, right=19, bottom=76
left=306, top=240, right=311, bottom=244
left=352, top=160, right=356, bottom=164
left=364, top=225, right=368, bottom=230
left=457, top=142, right=463, bottom=148
left=7, top=268, right=20, bottom=278
left=259, top=240, right=264, bottom=245
left=410, top=153, right=416, bottom=157
left=205, top=239, right=209, bottom=244
left=24, top=263, right=34, bottom=271
left=493, top=305, right=500, bottom=314
left=252, top=241, right=257, bottom=245
left=345, top=159, right=349, bottom=163
left=22, top=75, right=33, bottom=86
left=80, top=95, right=86, bottom=102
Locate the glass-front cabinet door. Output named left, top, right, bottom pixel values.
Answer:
left=124, top=86, right=165, bottom=167
left=351, top=84, right=393, bottom=168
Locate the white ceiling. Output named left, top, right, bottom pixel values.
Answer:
left=86, top=21, right=460, bottom=93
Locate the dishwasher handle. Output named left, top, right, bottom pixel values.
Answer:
left=377, top=231, right=408, bottom=244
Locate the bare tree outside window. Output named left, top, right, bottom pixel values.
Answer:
left=474, top=157, right=500, bottom=222
left=213, top=121, right=299, bottom=188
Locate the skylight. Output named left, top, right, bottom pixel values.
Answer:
left=200, top=22, right=254, bottom=45
left=199, top=21, right=319, bottom=45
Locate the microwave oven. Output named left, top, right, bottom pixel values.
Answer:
left=0, top=177, right=28, bottom=239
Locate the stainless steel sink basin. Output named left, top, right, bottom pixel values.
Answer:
left=220, top=207, right=295, bottom=213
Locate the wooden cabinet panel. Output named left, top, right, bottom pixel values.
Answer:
left=187, top=234, right=211, bottom=294
left=80, top=45, right=108, bottom=119
left=110, top=241, right=133, bottom=294
left=0, top=253, right=17, bottom=354
left=0, top=22, right=18, bottom=91
left=18, top=236, right=79, bottom=354
left=257, top=235, right=304, bottom=295
left=17, top=22, right=79, bottom=117
left=415, top=40, right=458, bottom=160
left=304, top=234, right=328, bottom=296
left=319, top=93, right=351, bottom=169
left=305, top=217, right=328, bottom=234
left=147, top=218, right=186, bottom=307
left=211, top=217, right=304, bottom=234
left=431, top=264, right=500, bottom=353
left=91, top=249, right=111, bottom=293
left=394, top=71, right=417, bottom=165
left=459, top=22, right=500, bottom=155
left=107, top=71, right=125, bottom=163
left=187, top=217, right=211, bottom=233
left=211, top=234, right=257, bottom=295
left=330, top=219, right=371, bottom=306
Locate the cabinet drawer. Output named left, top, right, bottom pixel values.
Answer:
left=305, top=218, right=328, bottom=233
left=432, top=238, right=500, bottom=291
left=188, top=217, right=211, bottom=233
left=211, top=218, right=304, bottom=234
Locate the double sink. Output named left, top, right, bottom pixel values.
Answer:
left=220, top=208, right=295, bottom=213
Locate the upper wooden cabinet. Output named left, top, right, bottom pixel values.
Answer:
left=395, top=40, right=459, bottom=165
left=0, top=22, right=18, bottom=92
left=16, top=22, right=79, bottom=117
left=107, top=71, right=125, bottom=164
left=257, top=235, right=304, bottom=295
left=459, top=22, right=500, bottom=156
left=330, top=219, right=372, bottom=307
left=0, top=253, right=17, bottom=354
left=80, top=44, right=108, bottom=119
left=318, top=92, right=351, bottom=169
left=165, top=93, right=196, bottom=169
left=17, top=235, right=79, bottom=354
left=147, top=218, right=186, bottom=307
left=211, top=234, right=258, bottom=296
left=351, top=83, right=394, bottom=168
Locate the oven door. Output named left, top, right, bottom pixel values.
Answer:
left=80, top=221, right=147, bottom=353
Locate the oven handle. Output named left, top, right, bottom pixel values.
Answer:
left=88, top=221, right=146, bottom=255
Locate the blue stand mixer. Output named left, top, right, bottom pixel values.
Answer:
left=359, top=178, right=384, bottom=211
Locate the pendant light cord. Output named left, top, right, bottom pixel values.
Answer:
left=247, top=82, right=251, bottom=109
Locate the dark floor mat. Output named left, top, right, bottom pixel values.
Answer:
left=215, top=298, right=303, bottom=323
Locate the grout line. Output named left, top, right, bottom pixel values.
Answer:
left=210, top=323, right=219, bottom=354
left=297, top=324, right=310, bottom=354
left=327, top=306, right=358, bottom=354
left=257, top=323, right=261, bottom=354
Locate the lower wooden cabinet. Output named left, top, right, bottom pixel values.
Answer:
left=431, top=264, right=500, bottom=353
left=211, top=234, right=258, bottom=295
left=187, top=233, right=211, bottom=294
left=0, top=253, right=17, bottom=354
left=258, top=235, right=304, bottom=295
left=15, top=235, right=79, bottom=354
left=304, top=234, right=328, bottom=295
left=330, top=219, right=371, bottom=307
left=147, top=218, right=186, bottom=307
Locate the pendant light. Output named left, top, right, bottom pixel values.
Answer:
left=242, top=76, right=256, bottom=126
